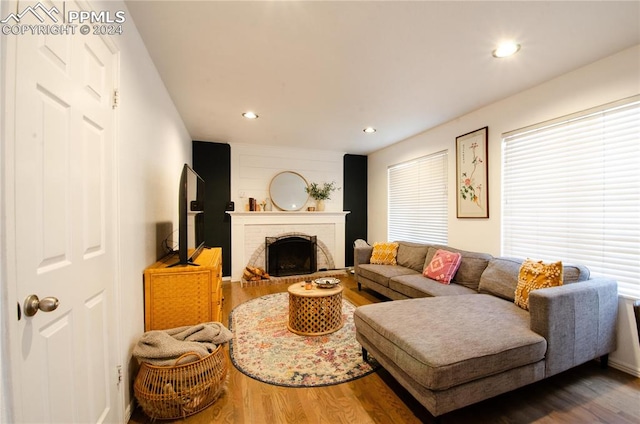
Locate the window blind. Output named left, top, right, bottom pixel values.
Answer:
left=502, top=96, right=640, bottom=298
left=388, top=151, right=448, bottom=244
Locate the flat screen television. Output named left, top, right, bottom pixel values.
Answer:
left=171, top=164, right=205, bottom=267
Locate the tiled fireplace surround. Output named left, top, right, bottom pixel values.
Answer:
left=227, top=211, right=349, bottom=282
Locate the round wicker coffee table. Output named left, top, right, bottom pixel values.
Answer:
left=287, top=282, right=344, bottom=336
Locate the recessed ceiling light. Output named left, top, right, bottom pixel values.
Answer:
left=492, top=42, right=521, bottom=58
left=242, top=111, right=258, bottom=119
left=363, top=127, right=376, bottom=133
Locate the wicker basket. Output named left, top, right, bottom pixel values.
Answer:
left=134, top=346, right=228, bottom=420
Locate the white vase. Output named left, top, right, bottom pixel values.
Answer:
left=316, top=199, right=325, bottom=211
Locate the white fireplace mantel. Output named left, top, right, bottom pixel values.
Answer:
left=227, top=210, right=350, bottom=221
left=227, top=211, right=350, bottom=281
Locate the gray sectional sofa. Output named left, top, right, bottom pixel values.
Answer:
left=353, top=241, right=618, bottom=418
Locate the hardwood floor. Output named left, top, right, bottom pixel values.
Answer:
left=129, top=273, right=640, bottom=424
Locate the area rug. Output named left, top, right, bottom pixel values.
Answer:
left=229, top=292, right=379, bottom=387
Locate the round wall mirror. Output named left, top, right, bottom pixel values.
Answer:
left=269, top=171, right=309, bottom=211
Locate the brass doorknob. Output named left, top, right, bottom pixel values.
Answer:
left=23, top=295, right=59, bottom=317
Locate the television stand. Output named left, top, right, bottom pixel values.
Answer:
left=143, top=247, right=223, bottom=331
left=167, top=260, right=200, bottom=268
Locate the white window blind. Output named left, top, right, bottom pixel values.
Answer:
left=388, top=151, right=448, bottom=244
left=503, top=96, right=640, bottom=298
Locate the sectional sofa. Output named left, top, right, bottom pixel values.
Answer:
left=353, top=241, right=618, bottom=417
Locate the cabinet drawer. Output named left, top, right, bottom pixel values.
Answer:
left=145, top=271, right=212, bottom=331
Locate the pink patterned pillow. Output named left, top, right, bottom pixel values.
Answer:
left=423, top=249, right=463, bottom=284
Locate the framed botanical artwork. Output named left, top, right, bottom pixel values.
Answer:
left=456, top=126, right=488, bottom=218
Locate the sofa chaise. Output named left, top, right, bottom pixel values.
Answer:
left=353, top=241, right=618, bottom=417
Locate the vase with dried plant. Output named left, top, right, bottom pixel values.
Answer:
left=305, top=181, right=340, bottom=211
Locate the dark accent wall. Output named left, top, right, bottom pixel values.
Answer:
left=343, top=154, right=368, bottom=267
left=193, top=141, right=231, bottom=276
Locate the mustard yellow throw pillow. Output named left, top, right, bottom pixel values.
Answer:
left=370, top=242, right=399, bottom=265
left=514, top=259, right=563, bottom=310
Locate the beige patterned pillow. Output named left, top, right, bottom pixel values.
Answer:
left=514, top=259, right=563, bottom=310
left=370, top=242, right=399, bottom=265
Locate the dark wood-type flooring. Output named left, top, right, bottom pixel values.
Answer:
left=129, top=273, right=640, bottom=424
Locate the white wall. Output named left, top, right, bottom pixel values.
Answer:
left=96, top=1, right=192, bottom=418
left=230, top=143, right=345, bottom=212
left=368, top=45, right=640, bottom=376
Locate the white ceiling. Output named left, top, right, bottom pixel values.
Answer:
left=125, top=1, right=640, bottom=155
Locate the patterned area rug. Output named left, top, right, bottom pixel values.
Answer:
left=229, top=292, right=379, bottom=387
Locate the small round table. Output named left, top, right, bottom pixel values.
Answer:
left=287, top=282, right=344, bottom=336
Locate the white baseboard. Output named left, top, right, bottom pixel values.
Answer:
left=609, top=358, right=640, bottom=378
left=124, top=400, right=133, bottom=423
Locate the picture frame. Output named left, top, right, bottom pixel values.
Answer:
left=456, top=126, right=489, bottom=218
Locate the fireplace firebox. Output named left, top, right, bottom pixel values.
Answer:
left=266, top=235, right=317, bottom=277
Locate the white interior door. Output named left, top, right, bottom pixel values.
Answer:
left=8, top=1, right=120, bottom=422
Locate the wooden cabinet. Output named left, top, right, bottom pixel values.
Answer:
left=143, top=247, right=223, bottom=331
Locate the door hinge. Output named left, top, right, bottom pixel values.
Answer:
left=112, top=89, right=119, bottom=109
left=116, top=365, right=123, bottom=386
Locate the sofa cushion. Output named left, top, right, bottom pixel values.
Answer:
left=479, top=257, right=591, bottom=302
left=514, top=259, right=563, bottom=310
left=396, top=242, right=431, bottom=272
left=354, top=295, right=547, bottom=391
left=370, top=242, right=399, bottom=265
left=423, top=249, right=462, bottom=284
left=424, top=246, right=492, bottom=291
left=562, top=263, right=590, bottom=282
left=390, top=274, right=477, bottom=298
left=357, top=264, right=419, bottom=288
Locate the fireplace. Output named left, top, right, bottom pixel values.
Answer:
left=266, top=235, right=317, bottom=277
left=226, top=211, right=348, bottom=281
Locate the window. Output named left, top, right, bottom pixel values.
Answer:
left=503, top=96, right=640, bottom=298
left=388, top=151, right=448, bottom=244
